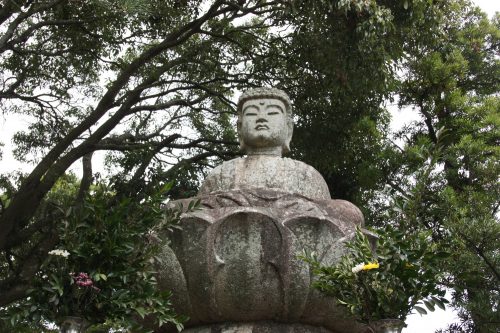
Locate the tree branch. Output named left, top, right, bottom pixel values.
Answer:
left=0, top=0, right=238, bottom=249
left=0, top=228, right=59, bottom=307
left=456, top=229, right=500, bottom=282
left=0, top=0, right=65, bottom=52
left=75, top=152, right=93, bottom=204
left=1, top=19, right=84, bottom=53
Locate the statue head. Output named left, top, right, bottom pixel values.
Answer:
left=236, top=87, right=293, bottom=155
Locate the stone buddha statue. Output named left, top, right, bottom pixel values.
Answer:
left=199, top=87, right=330, bottom=201
left=197, top=87, right=363, bottom=225
left=156, top=87, right=368, bottom=333
left=200, top=88, right=330, bottom=199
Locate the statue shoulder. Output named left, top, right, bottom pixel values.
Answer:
left=198, top=156, right=331, bottom=200
left=284, top=158, right=324, bottom=176
left=281, top=158, right=331, bottom=200
left=198, top=158, right=241, bottom=196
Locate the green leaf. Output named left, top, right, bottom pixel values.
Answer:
left=160, top=182, right=173, bottom=194
left=414, top=305, right=428, bottom=315
left=135, top=306, right=147, bottom=319
left=434, top=251, right=450, bottom=258
left=431, top=296, right=446, bottom=310
left=65, top=207, right=73, bottom=217
left=423, top=299, right=435, bottom=312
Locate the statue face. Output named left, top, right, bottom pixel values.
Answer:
left=239, top=98, right=288, bottom=149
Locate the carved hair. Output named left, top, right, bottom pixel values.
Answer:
left=237, top=87, right=292, bottom=116
left=236, top=87, right=294, bottom=154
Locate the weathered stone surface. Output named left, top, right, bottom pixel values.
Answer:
left=236, top=87, right=294, bottom=155
left=169, top=189, right=364, bottom=229
left=155, top=88, right=369, bottom=333
left=181, top=321, right=339, bottom=333
left=198, top=156, right=331, bottom=201
left=157, top=191, right=367, bottom=333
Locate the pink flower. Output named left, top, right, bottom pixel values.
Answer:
left=71, top=272, right=96, bottom=288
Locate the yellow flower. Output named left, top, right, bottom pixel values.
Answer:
left=362, top=262, right=379, bottom=271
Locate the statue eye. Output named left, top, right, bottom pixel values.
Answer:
left=245, top=112, right=257, bottom=116
left=267, top=111, right=280, bottom=116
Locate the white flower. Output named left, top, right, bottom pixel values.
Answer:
left=48, top=249, right=70, bottom=258
left=351, top=262, right=365, bottom=273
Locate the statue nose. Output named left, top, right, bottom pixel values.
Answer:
left=256, top=117, right=267, bottom=123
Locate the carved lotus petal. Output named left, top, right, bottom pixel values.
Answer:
left=156, top=193, right=367, bottom=332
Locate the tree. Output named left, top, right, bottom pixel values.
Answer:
left=262, top=0, right=452, bottom=209
left=0, top=0, right=438, bottom=310
left=0, top=0, right=280, bottom=308
left=384, top=2, right=499, bottom=331
left=1, top=177, right=187, bottom=331
left=2, top=0, right=497, bottom=331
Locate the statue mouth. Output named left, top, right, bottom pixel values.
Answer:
left=255, top=125, right=269, bottom=130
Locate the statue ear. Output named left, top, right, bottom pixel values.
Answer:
left=237, top=119, right=246, bottom=152
left=282, top=118, right=293, bottom=154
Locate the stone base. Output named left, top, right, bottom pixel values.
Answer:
left=182, top=321, right=334, bottom=333
left=157, top=191, right=369, bottom=333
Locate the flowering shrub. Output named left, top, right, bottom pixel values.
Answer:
left=2, top=181, right=194, bottom=332
left=302, top=226, right=449, bottom=324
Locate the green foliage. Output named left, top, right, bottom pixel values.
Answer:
left=302, top=227, right=448, bottom=323
left=387, top=3, right=500, bottom=331
left=0, top=0, right=277, bottom=317
left=270, top=0, right=447, bottom=209
left=0, top=180, right=193, bottom=331
left=1, top=1, right=498, bottom=331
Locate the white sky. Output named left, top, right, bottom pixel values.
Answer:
left=0, top=1, right=498, bottom=332
left=474, top=0, right=500, bottom=17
